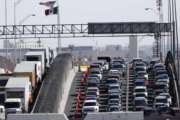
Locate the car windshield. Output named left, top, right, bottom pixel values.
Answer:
left=83, top=109, right=95, bottom=113
left=85, top=97, right=97, bottom=100
left=136, top=63, right=145, bottom=67
left=109, top=86, right=119, bottom=90
left=136, top=94, right=146, bottom=97
left=157, top=71, right=167, bottom=75
left=112, top=65, right=123, bottom=68
left=89, top=75, right=98, bottom=78
left=110, top=107, right=119, bottom=111
left=87, top=92, right=97, bottom=96
left=87, top=89, right=98, bottom=92
left=155, top=85, right=167, bottom=89
left=109, top=100, right=119, bottom=104
left=87, top=83, right=98, bottom=87
left=135, top=100, right=146, bottom=106
left=84, top=102, right=96, bottom=106
left=107, top=80, right=118, bottom=84
left=135, top=82, right=145, bottom=86
left=5, top=102, right=20, bottom=108
left=156, top=99, right=167, bottom=103
left=135, top=89, right=145, bottom=92
left=90, top=71, right=100, bottom=74
left=138, top=73, right=146, bottom=76
left=88, top=77, right=98, bottom=80
left=109, top=95, right=119, bottom=99
left=135, top=68, right=145, bottom=72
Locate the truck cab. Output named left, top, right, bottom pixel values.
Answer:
left=5, top=98, right=23, bottom=114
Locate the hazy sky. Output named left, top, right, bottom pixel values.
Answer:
left=0, top=0, right=179, bottom=48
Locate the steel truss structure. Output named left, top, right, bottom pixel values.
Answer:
left=0, top=22, right=171, bottom=39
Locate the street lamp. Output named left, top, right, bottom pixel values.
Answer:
left=14, top=0, right=23, bottom=25
left=18, top=14, right=36, bottom=62
left=14, top=0, right=23, bottom=63
left=145, top=7, right=165, bottom=61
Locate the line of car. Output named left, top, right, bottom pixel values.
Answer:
left=151, top=61, right=172, bottom=110
left=131, top=58, right=172, bottom=112
left=131, top=58, right=149, bottom=111
left=82, top=57, right=126, bottom=114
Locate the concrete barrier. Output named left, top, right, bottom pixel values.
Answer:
left=7, top=113, right=68, bottom=120
left=33, top=53, right=73, bottom=113
left=84, top=112, right=144, bottom=120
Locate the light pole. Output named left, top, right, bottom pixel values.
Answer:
left=56, top=0, right=61, bottom=54
left=14, top=0, right=23, bottom=63
left=18, top=14, right=36, bottom=62
left=145, top=7, right=165, bottom=61
left=4, top=0, right=7, bottom=55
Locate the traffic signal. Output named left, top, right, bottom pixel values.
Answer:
left=45, top=6, right=58, bottom=16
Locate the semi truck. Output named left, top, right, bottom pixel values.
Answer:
left=24, top=51, right=45, bottom=76
left=29, top=48, right=54, bottom=68
left=13, top=62, right=38, bottom=90
left=5, top=77, right=31, bottom=113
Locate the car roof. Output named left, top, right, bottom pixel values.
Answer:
left=134, top=97, right=146, bottom=100
left=159, top=93, right=169, bottom=96
left=84, top=100, right=97, bottom=103
left=155, top=82, right=168, bottom=85
left=135, top=86, right=146, bottom=89
left=155, top=96, right=167, bottom=99
left=87, top=87, right=98, bottom=89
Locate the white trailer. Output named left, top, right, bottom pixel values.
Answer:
left=24, top=51, right=45, bottom=75
left=15, top=61, right=42, bottom=83
left=5, top=77, right=31, bottom=113
left=29, top=47, right=55, bottom=68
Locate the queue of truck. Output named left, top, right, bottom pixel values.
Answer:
left=0, top=48, right=55, bottom=116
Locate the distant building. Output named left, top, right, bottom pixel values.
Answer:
left=62, top=45, right=93, bottom=57
left=105, top=45, right=122, bottom=51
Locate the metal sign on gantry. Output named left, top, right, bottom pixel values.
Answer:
left=0, top=22, right=171, bottom=39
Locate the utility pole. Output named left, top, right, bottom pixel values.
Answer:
left=4, top=0, right=8, bottom=72
left=56, top=0, right=61, bottom=54
left=156, top=0, right=164, bottom=61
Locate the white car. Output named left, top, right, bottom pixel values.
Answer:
left=87, top=87, right=99, bottom=96
left=5, top=98, right=23, bottom=114
left=159, top=93, right=172, bottom=105
left=154, top=96, right=170, bottom=109
left=134, top=97, right=147, bottom=110
left=136, top=71, right=148, bottom=80
left=82, top=100, right=99, bottom=114
left=134, top=86, right=148, bottom=97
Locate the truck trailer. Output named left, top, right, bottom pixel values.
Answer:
left=24, top=51, right=45, bottom=75
left=13, top=62, right=37, bottom=90
left=5, top=77, right=31, bottom=113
